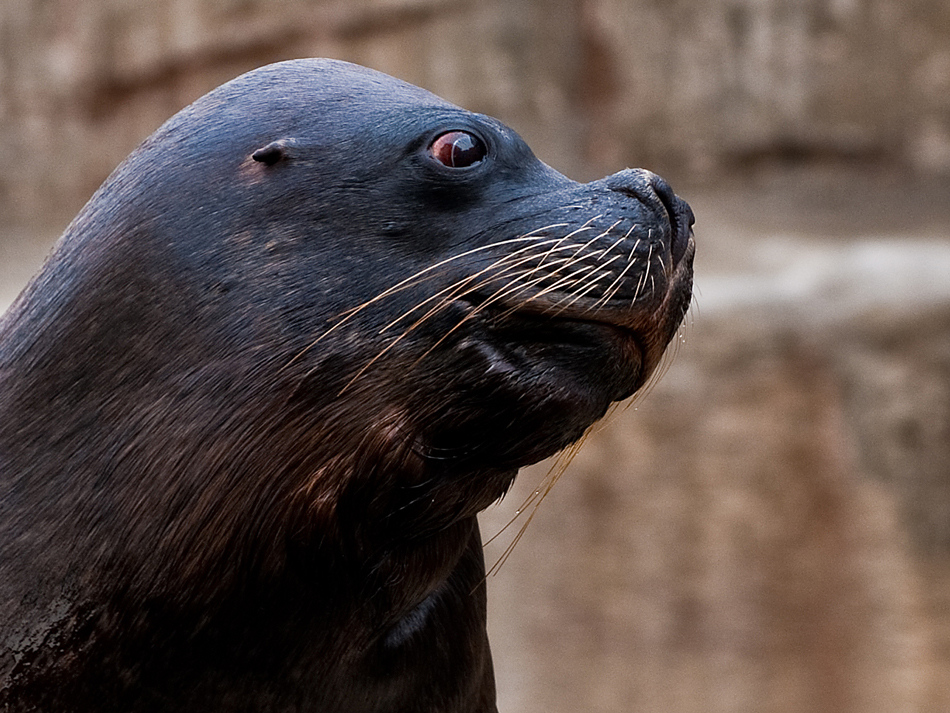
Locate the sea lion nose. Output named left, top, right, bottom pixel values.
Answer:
left=605, top=168, right=694, bottom=267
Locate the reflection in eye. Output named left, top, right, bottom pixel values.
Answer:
left=428, top=131, right=487, bottom=169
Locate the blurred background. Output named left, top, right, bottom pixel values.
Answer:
left=2, top=1, right=950, bottom=711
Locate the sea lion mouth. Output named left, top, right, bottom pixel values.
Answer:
left=466, top=299, right=641, bottom=352
left=450, top=292, right=645, bottom=403
left=456, top=225, right=693, bottom=367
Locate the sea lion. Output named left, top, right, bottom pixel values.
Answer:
left=0, top=58, right=694, bottom=712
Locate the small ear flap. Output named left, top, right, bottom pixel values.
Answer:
left=251, top=139, right=297, bottom=166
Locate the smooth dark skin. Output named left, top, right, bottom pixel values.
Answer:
left=0, top=59, right=694, bottom=711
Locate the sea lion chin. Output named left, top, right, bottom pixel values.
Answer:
left=0, top=58, right=694, bottom=712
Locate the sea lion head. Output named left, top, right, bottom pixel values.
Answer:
left=4, top=58, right=693, bottom=566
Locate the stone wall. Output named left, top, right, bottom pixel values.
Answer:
left=1, top=0, right=949, bottom=226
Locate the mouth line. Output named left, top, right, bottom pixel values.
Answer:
left=456, top=293, right=643, bottom=356
left=457, top=229, right=693, bottom=345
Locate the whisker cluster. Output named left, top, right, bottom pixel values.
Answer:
left=287, top=213, right=666, bottom=378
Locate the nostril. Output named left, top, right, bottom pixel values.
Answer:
left=683, top=202, right=696, bottom=230
left=604, top=168, right=658, bottom=200
left=605, top=169, right=677, bottom=227
left=645, top=173, right=677, bottom=220
left=605, top=168, right=693, bottom=267
left=669, top=208, right=690, bottom=268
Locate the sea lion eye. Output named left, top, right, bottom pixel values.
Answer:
left=428, top=131, right=487, bottom=168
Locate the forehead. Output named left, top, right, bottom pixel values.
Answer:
left=165, top=59, right=463, bottom=150
left=224, top=60, right=453, bottom=121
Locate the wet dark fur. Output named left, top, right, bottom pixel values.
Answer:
left=0, top=59, right=694, bottom=712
